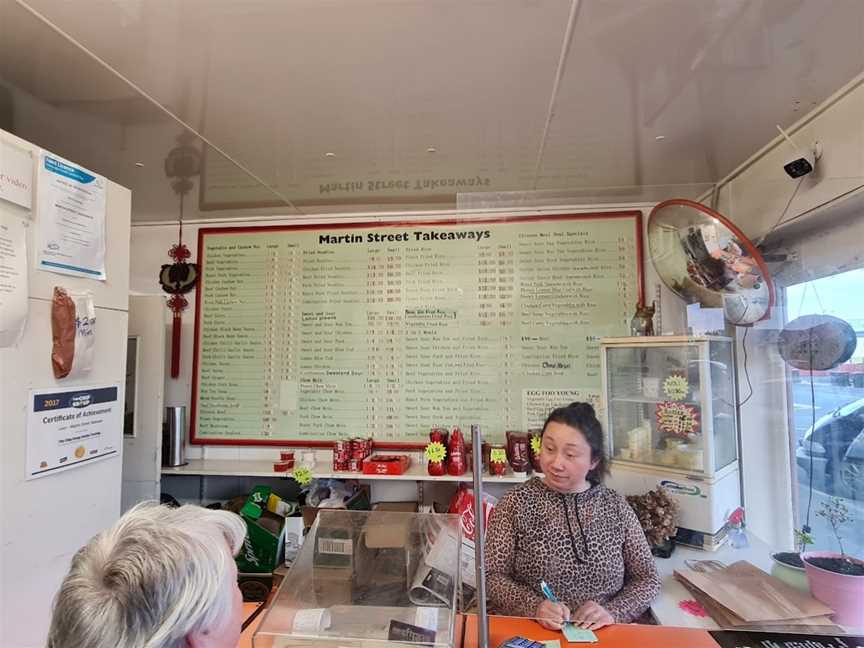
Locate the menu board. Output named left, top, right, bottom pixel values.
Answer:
left=191, top=213, right=643, bottom=445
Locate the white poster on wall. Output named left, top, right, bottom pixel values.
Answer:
left=36, top=152, right=107, bottom=280
left=0, top=140, right=33, bottom=210
left=0, top=209, right=28, bottom=347
left=26, top=384, right=121, bottom=480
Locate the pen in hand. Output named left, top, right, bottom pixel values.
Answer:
left=538, top=580, right=572, bottom=631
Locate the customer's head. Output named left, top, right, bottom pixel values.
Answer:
left=47, top=502, right=246, bottom=648
left=540, top=401, right=609, bottom=492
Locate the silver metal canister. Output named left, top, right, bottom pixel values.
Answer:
left=162, top=406, right=187, bottom=467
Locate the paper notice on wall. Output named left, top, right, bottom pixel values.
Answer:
left=0, top=140, right=33, bottom=210
left=522, top=389, right=601, bottom=431
left=36, top=152, right=107, bottom=280
left=0, top=209, right=28, bottom=347
left=26, top=384, right=121, bottom=480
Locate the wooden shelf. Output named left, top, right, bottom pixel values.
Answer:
left=161, top=459, right=532, bottom=484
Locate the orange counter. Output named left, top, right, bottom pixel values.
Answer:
left=238, top=609, right=719, bottom=648
left=462, top=614, right=718, bottom=648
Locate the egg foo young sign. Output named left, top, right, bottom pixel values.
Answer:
left=26, top=385, right=121, bottom=479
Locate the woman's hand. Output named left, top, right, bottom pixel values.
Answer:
left=535, top=600, right=571, bottom=630
left=571, top=601, right=614, bottom=630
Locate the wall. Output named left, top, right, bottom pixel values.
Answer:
left=0, top=129, right=131, bottom=647
left=714, top=75, right=864, bottom=243
left=712, top=74, right=864, bottom=548
left=130, top=205, right=686, bottom=502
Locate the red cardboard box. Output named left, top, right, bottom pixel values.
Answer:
left=362, top=454, right=411, bottom=476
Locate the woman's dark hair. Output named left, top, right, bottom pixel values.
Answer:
left=541, top=401, right=609, bottom=484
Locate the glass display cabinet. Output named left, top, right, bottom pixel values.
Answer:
left=601, top=336, right=741, bottom=549
left=253, top=509, right=463, bottom=648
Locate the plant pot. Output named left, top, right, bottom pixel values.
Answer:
left=770, top=552, right=809, bottom=592
left=802, top=551, right=864, bottom=627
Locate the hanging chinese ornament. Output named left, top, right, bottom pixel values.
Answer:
left=656, top=401, right=700, bottom=439
left=159, top=139, right=201, bottom=378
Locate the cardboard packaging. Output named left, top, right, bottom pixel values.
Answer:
left=354, top=505, right=421, bottom=604
left=362, top=454, right=411, bottom=475
left=311, top=510, right=358, bottom=606
left=235, top=486, right=287, bottom=573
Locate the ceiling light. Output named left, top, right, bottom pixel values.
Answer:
left=426, top=147, right=437, bottom=153
left=324, top=152, right=336, bottom=158
left=654, top=135, right=666, bottom=141
left=134, top=162, right=144, bottom=167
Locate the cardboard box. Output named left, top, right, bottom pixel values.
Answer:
left=373, top=501, right=419, bottom=513
left=310, top=509, right=359, bottom=605
left=301, top=485, right=371, bottom=529
left=231, top=486, right=288, bottom=574
left=313, top=565, right=353, bottom=606
left=362, top=454, right=411, bottom=475
left=353, top=509, right=420, bottom=604
left=236, top=508, right=286, bottom=574
left=283, top=515, right=305, bottom=566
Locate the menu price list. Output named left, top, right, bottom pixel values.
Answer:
left=194, top=217, right=640, bottom=443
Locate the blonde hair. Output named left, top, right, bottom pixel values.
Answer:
left=47, top=502, right=246, bottom=648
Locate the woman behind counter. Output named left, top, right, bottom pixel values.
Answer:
left=485, top=402, right=660, bottom=631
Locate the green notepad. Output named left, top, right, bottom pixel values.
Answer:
left=562, top=623, right=597, bottom=644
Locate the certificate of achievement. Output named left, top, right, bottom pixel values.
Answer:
left=26, top=385, right=121, bottom=480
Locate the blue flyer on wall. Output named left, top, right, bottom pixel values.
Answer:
left=36, top=152, right=107, bottom=280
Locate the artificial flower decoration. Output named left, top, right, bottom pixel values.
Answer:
left=663, top=374, right=689, bottom=401
left=425, top=441, right=447, bottom=463
left=530, top=435, right=542, bottom=456
left=292, top=466, right=313, bottom=487
left=656, top=401, right=701, bottom=438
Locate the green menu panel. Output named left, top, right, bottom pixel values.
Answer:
left=192, top=213, right=642, bottom=444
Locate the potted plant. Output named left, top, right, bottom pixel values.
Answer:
left=626, top=487, right=679, bottom=558
left=770, top=529, right=813, bottom=592
left=802, top=497, right=864, bottom=626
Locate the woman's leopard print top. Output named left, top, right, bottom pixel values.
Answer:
left=485, top=477, right=660, bottom=623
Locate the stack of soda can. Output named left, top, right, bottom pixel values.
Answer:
left=332, top=437, right=373, bottom=472
left=332, top=439, right=351, bottom=471
left=349, top=437, right=373, bottom=471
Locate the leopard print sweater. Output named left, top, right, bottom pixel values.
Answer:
left=485, top=477, right=660, bottom=623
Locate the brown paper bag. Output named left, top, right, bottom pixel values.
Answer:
left=674, top=560, right=833, bottom=623
left=676, top=575, right=839, bottom=632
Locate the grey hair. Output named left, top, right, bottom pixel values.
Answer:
left=46, top=502, right=246, bottom=648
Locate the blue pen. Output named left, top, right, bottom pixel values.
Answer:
left=540, top=580, right=559, bottom=603
left=540, top=581, right=573, bottom=626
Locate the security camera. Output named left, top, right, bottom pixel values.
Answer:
left=776, top=125, right=821, bottom=179
left=783, top=155, right=814, bottom=179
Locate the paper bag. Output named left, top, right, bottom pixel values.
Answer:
left=674, top=560, right=832, bottom=623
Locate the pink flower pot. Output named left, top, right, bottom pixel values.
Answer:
left=802, top=551, right=864, bottom=627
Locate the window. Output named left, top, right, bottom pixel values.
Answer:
left=788, top=268, right=864, bottom=558
left=124, top=336, right=139, bottom=437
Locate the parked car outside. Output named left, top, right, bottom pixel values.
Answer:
left=796, top=397, right=864, bottom=500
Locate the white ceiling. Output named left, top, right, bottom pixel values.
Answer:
left=1, top=0, right=863, bottom=221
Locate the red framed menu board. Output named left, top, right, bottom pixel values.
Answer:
left=190, top=212, right=644, bottom=446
